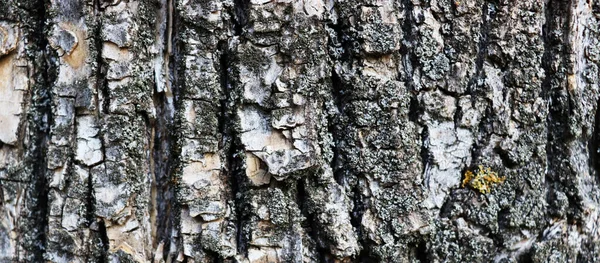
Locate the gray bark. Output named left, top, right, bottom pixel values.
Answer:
left=0, top=0, right=600, bottom=262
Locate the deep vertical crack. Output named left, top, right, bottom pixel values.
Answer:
left=151, top=0, right=176, bottom=260
left=23, top=0, right=54, bottom=260
left=229, top=0, right=250, bottom=257
left=233, top=0, right=249, bottom=36
left=400, top=0, right=429, bottom=179
left=590, top=7, right=600, bottom=187
left=93, top=10, right=108, bottom=115
left=543, top=0, right=584, bottom=224
left=152, top=74, right=175, bottom=260
left=217, top=37, right=246, bottom=257
left=169, top=0, right=185, bottom=259
left=325, top=7, right=365, bottom=259
left=297, top=179, right=327, bottom=261
left=97, top=220, right=110, bottom=262
left=467, top=0, right=494, bottom=166
left=468, top=0, right=493, bottom=95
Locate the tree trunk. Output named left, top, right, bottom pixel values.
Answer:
left=1, top=0, right=600, bottom=262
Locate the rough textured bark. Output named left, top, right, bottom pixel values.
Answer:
left=1, top=0, right=600, bottom=262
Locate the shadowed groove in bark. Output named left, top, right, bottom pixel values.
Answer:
left=297, top=179, right=327, bottom=261
left=229, top=0, right=253, bottom=257
left=89, top=2, right=110, bottom=260
left=151, top=48, right=174, bottom=263
left=326, top=13, right=367, bottom=262
left=468, top=0, right=492, bottom=95
left=400, top=0, right=430, bottom=182
left=151, top=87, right=175, bottom=258
left=217, top=35, right=245, bottom=257
left=413, top=240, right=428, bottom=263
left=400, top=2, right=435, bottom=229
left=467, top=0, right=495, bottom=168
left=543, top=0, right=584, bottom=224
left=85, top=163, right=98, bottom=261
left=591, top=10, right=600, bottom=188
left=400, top=0, right=416, bottom=93
left=23, top=0, right=54, bottom=260
left=518, top=250, right=534, bottom=263
left=97, top=220, right=109, bottom=262
left=151, top=0, right=176, bottom=259
left=234, top=0, right=249, bottom=36
left=170, top=1, right=185, bottom=259
left=93, top=15, right=109, bottom=115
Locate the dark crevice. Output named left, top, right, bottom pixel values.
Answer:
left=97, top=220, right=110, bottom=259
left=468, top=0, right=493, bottom=96
left=408, top=96, right=422, bottom=123
left=217, top=38, right=246, bottom=257
left=590, top=94, right=600, bottom=185
left=329, top=69, right=347, bottom=186
left=330, top=66, right=348, bottom=116
left=543, top=0, right=584, bottom=224
left=152, top=86, right=175, bottom=260
left=152, top=0, right=176, bottom=260
left=298, top=179, right=327, bottom=262
left=453, top=97, right=463, bottom=128
left=228, top=0, right=247, bottom=255
left=93, top=17, right=109, bottom=115
left=22, top=0, right=54, bottom=260
left=357, top=246, right=378, bottom=263
left=414, top=240, right=429, bottom=263
left=541, top=0, right=558, bottom=207
left=349, top=182, right=364, bottom=234
left=465, top=1, right=496, bottom=168
left=401, top=0, right=432, bottom=185
left=400, top=0, right=417, bottom=93
left=494, top=146, right=519, bottom=169
left=455, top=1, right=497, bottom=177
left=470, top=103, right=493, bottom=166
left=170, top=1, right=185, bottom=259
left=233, top=0, right=250, bottom=36
left=90, top=2, right=109, bottom=261
left=420, top=126, right=432, bottom=179
left=326, top=4, right=355, bottom=63
left=517, top=250, right=534, bottom=263
left=229, top=118, right=247, bottom=257
left=326, top=11, right=366, bottom=261
left=85, top=165, right=98, bottom=262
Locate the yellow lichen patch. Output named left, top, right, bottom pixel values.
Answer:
left=462, top=165, right=506, bottom=194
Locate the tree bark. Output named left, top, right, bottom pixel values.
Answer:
left=1, top=0, right=600, bottom=262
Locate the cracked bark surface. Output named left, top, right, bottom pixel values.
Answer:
left=1, top=0, right=600, bottom=262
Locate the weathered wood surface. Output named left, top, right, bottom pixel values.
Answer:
left=1, top=0, right=600, bottom=262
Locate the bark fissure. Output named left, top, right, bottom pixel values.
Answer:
left=152, top=0, right=176, bottom=259
left=544, top=0, right=583, bottom=223
left=218, top=39, right=245, bottom=257
left=297, top=179, right=326, bottom=261
left=469, top=0, right=492, bottom=95
left=26, top=0, right=53, bottom=260
left=233, top=0, right=249, bottom=36
left=152, top=75, right=175, bottom=260
left=97, top=220, right=109, bottom=262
